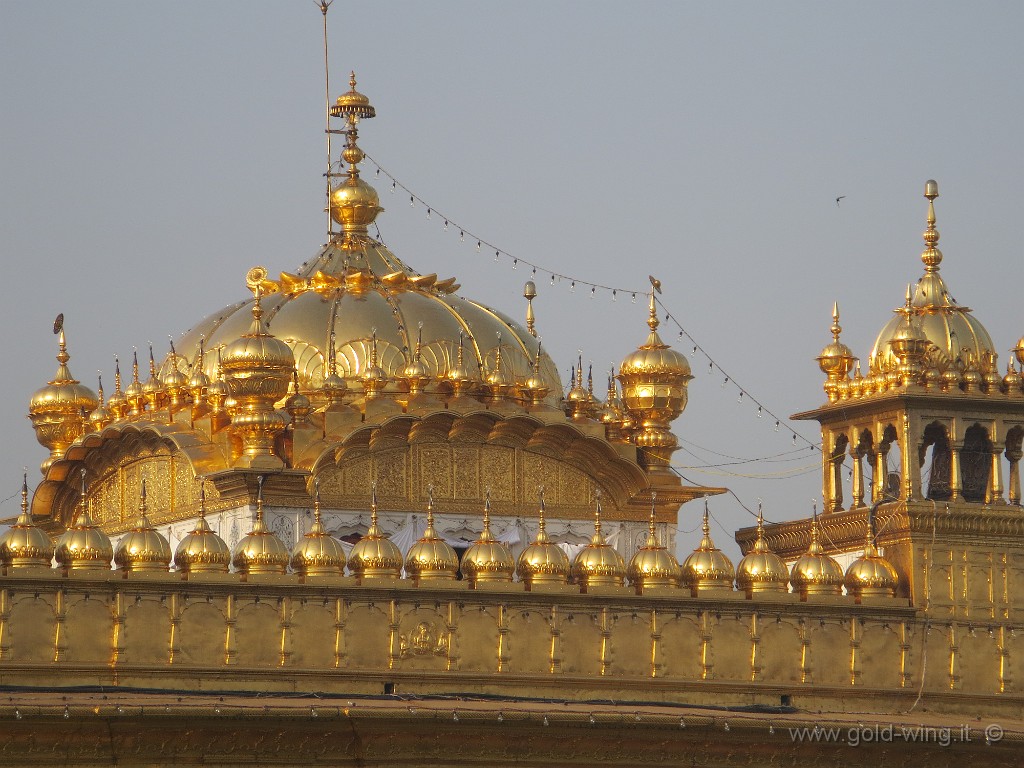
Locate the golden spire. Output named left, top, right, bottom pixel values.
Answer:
left=571, top=489, right=626, bottom=590
left=523, top=280, right=537, bottom=337
left=207, top=347, right=229, bottom=420
left=0, top=472, right=55, bottom=570
left=188, top=338, right=211, bottom=413
left=291, top=480, right=346, bottom=578
left=401, top=322, right=430, bottom=397
left=921, top=179, right=941, bottom=273
left=404, top=485, right=459, bottom=583
left=516, top=486, right=570, bottom=587
left=284, top=367, right=312, bottom=424
left=163, top=339, right=190, bottom=413
left=328, top=72, right=382, bottom=245
left=484, top=332, right=512, bottom=401
left=231, top=475, right=290, bottom=575
left=566, top=352, right=590, bottom=419
left=789, top=505, right=843, bottom=598
left=55, top=468, right=113, bottom=571
left=361, top=328, right=388, bottom=398
left=817, top=302, right=855, bottom=402
left=347, top=481, right=404, bottom=581
left=108, top=357, right=127, bottom=421
left=125, top=350, right=146, bottom=416
left=446, top=329, right=476, bottom=397
left=88, top=373, right=112, bottom=432
left=520, top=339, right=550, bottom=405
left=322, top=325, right=349, bottom=404
left=626, top=491, right=681, bottom=592
left=680, top=500, right=735, bottom=596
left=174, top=480, right=231, bottom=574
left=142, top=344, right=167, bottom=412
left=114, top=478, right=172, bottom=573
left=889, top=284, right=929, bottom=385
left=736, top=502, right=789, bottom=596
left=460, top=488, right=515, bottom=585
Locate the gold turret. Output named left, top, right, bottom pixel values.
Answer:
left=484, top=333, right=515, bottom=402
left=599, top=368, right=629, bottom=442
left=163, top=340, right=190, bottom=415
left=617, top=279, right=692, bottom=469
left=284, top=368, right=312, bottom=426
left=626, top=491, right=681, bottom=593
left=125, top=351, right=146, bottom=417
left=460, top=489, right=515, bottom=586
left=231, top=476, right=290, bottom=576
left=888, top=285, right=929, bottom=386
left=88, top=374, right=112, bottom=432
left=735, top=504, right=789, bottom=596
left=789, top=506, right=843, bottom=598
left=844, top=515, right=898, bottom=602
left=400, top=324, right=431, bottom=399
left=55, top=469, right=113, bottom=572
left=404, top=486, right=459, bottom=583
left=360, top=329, right=388, bottom=399
left=174, top=482, right=230, bottom=574
left=516, top=488, right=570, bottom=588
left=446, top=330, right=477, bottom=399
left=113, top=479, right=172, bottom=573
left=142, top=344, right=167, bottom=412
left=107, top=358, right=128, bottom=421
left=520, top=340, right=550, bottom=407
left=817, top=303, right=856, bottom=402
left=290, top=481, right=346, bottom=578
left=207, top=347, right=230, bottom=430
left=523, top=280, right=537, bottom=337
left=188, top=339, right=211, bottom=419
left=29, top=320, right=98, bottom=474
left=221, top=267, right=295, bottom=469
left=570, top=491, right=626, bottom=590
left=565, top=354, right=590, bottom=421
left=328, top=72, right=382, bottom=247
left=0, top=473, right=54, bottom=571
left=321, top=326, right=349, bottom=406
left=680, top=501, right=735, bottom=596
left=347, top=483, right=403, bottom=582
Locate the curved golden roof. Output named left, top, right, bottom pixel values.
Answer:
left=844, top=523, right=898, bottom=600
left=680, top=503, right=735, bottom=594
left=113, top=483, right=172, bottom=572
left=735, top=506, right=789, bottom=595
left=570, top=494, right=625, bottom=589
left=290, top=483, right=346, bottom=577
left=404, top=489, right=459, bottom=582
left=0, top=475, right=54, bottom=570
left=346, top=484, right=404, bottom=581
left=55, top=476, right=113, bottom=571
left=173, top=485, right=230, bottom=574
left=870, top=181, right=996, bottom=375
left=789, top=511, right=843, bottom=597
left=460, top=491, right=515, bottom=585
left=626, top=494, right=681, bottom=591
left=516, top=491, right=570, bottom=586
left=231, top=479, right=290, bottom=575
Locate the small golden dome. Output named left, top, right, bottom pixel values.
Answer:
left=401, top=325, right=432, bottom=396
left=484, top=335, right=515, bottom=400
left=173, top=484, right=230, bottom=574
left=0, top=474, right=54, bottom=570
left=124, top=351, right=146, bottom=415
left=680, top=503, right=735, bottom=594
left=844, top=522, right=898, bottom=601
left=626, top=493, right=681, bottom=591
left=231, top=477, right=290, bottom=575
left=519, top=341, right=551, bottom=405
left=88, top=375, right=112, bottom=431
left=188, top=341, right=211, bottom=396
left=404, top=488, right=459, bottom=583
left=142, top=346, right=167, bottom=411
left=516, top=490, right=570, bottom=586
left=571, top=493, right=625, bottom=589
left=1014, top=336, right=1024, bottom=368
left=291, top=482, right=346, bottom=577
left=460, top=490, right=515, bottom=585
left=360, top=331, right=388, bottom=398
left=446, top=331, right=478, bottom=398
left=330, top=177, right=382, bottom=232
left=330, top=72, right=376, bottom=120
left=113, top=482, right=172, bottom=573
left=284, top=369, right=312, bottom=424
left=29, top=326, right=99, bottom=474
left=347, top=484, right=404, bottom=581
left=817, top=303, right=855, bottom=399
left=735, top=505, right=789, bottom=595
left=789, top=509, right=843, bottom=598
left=55, top=473, right=113, bottom=571
left=107, top=359, right=128, bottom=421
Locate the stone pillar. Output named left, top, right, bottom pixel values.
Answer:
left=949, top=442, right=963, bottom=502
left=989, top=448, right=1005, bottom=504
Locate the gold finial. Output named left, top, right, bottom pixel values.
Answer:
left=113, top=358, right=122, bottom=396
left=647, top=289, right=659, bottom=332
left=524, top=280, right=537, bottom=337
left=313, top=478, right=322, bottom=525
left=830, top=302, right=842, bottom=342
left=922, top=179, right=942, bottom=272
left=139, top=477, right=147, bottom=519
left=537, top=486, right=548, bottom=540
left=701, top=499, right=711, bottom=540
left=78, top=467, right=87, bottom=523
left=198, top=478, right=207, bottom=518
left=593, top=489, right=603, bottom=539
left=648, top=490, right=657, bottom=539
left=256, top=475, right=265, bottom=523
left=131, top=351, right=141, bottom=386
left=148, top=345, right=157, bottom=380
left=370, top=481, right=379, bottom=527
left=425, top=484, right=436, bottom=531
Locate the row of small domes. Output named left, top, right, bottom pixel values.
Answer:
left=1, top=475, right=897, bottom=601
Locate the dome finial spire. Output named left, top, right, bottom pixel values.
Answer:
left=647, top=277, right=661, bottom=332
left=922, top=179, right=942, bottom=273
left=830, top=302, right=842, bottom=343
left=523, top=280, right=537, bottom=337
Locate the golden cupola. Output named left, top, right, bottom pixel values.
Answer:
left=162, top=341, right=190, bottom=414
left=735, top=505, right=789, bottom=596
left=290, top=482, right=346, bottom=578
left=107, top=359, right=128, bottom=421
left=347, top=484, right=404, bottom=582
left=565, top=356, right=590, bottom=420
left=571, top=492, right=626, bottom=590
left=113, top=480, right=173, bottom=573
left=626, top=492, right=681, bottom=592
left=516, top=490, right=570, bottom=588
left=817, top=303, right=856, bottom=403
left=125, top=352, right=146, bottom=417
left=88, top=375, right=112, bottom=432
left=188, top=340, right=211, bottom=416
left=460, top=490, right=515, bottom=586
left=231, top=477, right=290, bottom=576
left=789, top=508, right=843, bottom=598
left=680, top=502, right=735, bottom=596
left=173, top=484, right=230, bottom=574
left=404, top=488, right=459, bottom=583
left=167, top=76, right=560, bottom=418
left=142, top=345, right=167, bottom=412
left=0, top=474, right=54, bottom=571
left=844, top=518, right=899, bottom=602
left=55, top=470, right=113, bottom=571
left=28, top=321, right=99, bottom=474
left=220, top=268, right=296, bottom=469
left=617, top=281, right=692, bottom=469
left=869, top=180, right=997, bottom=385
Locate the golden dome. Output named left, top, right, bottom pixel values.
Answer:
left=817, top=303, right=856, bottom=401
left=28, top=326, right=98, bottom=474
left=844, top=522, right=899, bottom=601
left=789, top=510, right=843, bottom=598
left=735, top=506, right=789, bottom=595
left=360, top=331, right=389, bottom=398
left=516, top=490, right=570, bottom=587
left=328, top=72, right=380, bottom=237
left=404, top=489, right=459, bottom=583
left=107, top=359, right=128, bottom=421
left=88, top=375, right=113, bottom=431
left=142, top=346, right=167, bottom=411
left=626, top=493, right=681, bottom=591
left=291, top=483, right=346, bottom=577
left=565, top=357, right=590, bottom=419
left=124, top=352, right=146, bottom=416
left=0, top=474, right=54, bottom=570
left=173, top=485, right=230, bottom=574
left=330, top=177, right=382, bottom=233
left=188, top=341, right=211, bottom=401
left=113, top=482, right=172, bottom=573
left=55, top=473, right=113, bottom=571
left=347, top=484, right=404, bottom=581
left=330, top=72, right=376, bottom=120
left=284, top=369, right=312, bottom=424
left=231, top=478, right=290, bottom=575
left=570, top=493, right=626, bottom=589
left=460, top=491, right=515, bottom=585
left=162, top=343, right=191, bottom=411
left=680, top=503, right=735, bottom=595
left=870, top=181, right=997, bottom=376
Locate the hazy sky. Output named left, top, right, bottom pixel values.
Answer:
left=2, top=3, right=1022, bottom=559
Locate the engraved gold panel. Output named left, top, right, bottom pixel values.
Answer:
left=123, top=599, right=171, bottom=665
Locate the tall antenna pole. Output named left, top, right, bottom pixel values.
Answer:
left=320, top=1, right=334, bottom=239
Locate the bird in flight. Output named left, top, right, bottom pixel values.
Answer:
left=835, top=196, right=846, bottom=207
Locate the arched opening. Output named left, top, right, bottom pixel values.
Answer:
left=961, top=424, right=992, bottom=503
left=854, top=429, right=874, bottom=508
left=920, top=422, right=951, bottom=501
left=880, top=424, right=901, bottom=501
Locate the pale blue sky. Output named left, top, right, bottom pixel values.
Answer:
left=2, top=2, right=1022, bottom=558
